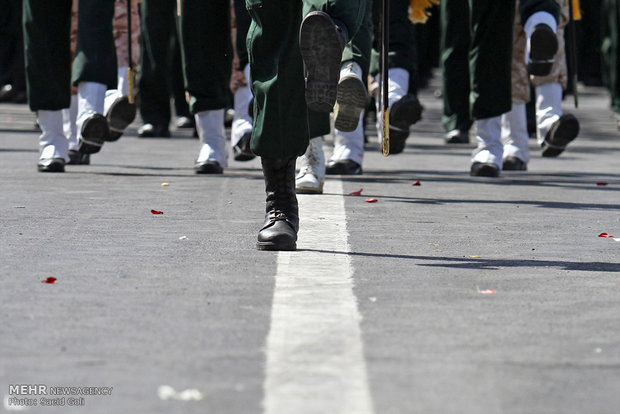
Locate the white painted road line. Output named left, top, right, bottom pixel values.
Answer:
left=263, top=179, right=374, bottom=414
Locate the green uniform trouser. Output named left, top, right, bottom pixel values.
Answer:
left=138, top=0, right=191, bottom=127
left=578, top=0, right=602, bottom=83
left=342, top=0, right=373, bottom=85
left=0, top=0, right=25, bottom=92
left=177, top=0, right=231, bottom=114
left=233, top=0, right=252, bottom=70
left=440, top=0, right=473, bottom=132
left=369, top=0, right=418, bottom=93
left=602, top=0, right=620, bottom=113
left=23, top=0, right=116, bottom=111
left=246, top=0, right=366, bottom=159
left=441, top=0, right=515, bottom=132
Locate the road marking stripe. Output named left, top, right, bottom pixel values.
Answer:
left=263, top=179, right=374, bottom=414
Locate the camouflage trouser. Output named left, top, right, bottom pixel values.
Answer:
left=511, top=0, right=568, bottom=104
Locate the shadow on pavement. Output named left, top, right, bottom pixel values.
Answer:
left=299, top=249, right=620, bottom=272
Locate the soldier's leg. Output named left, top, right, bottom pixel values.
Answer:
left=324, top=0, right=372, bottom=178
left=603, top=0, right=620, bottom=119
left=469, top=0, right=515, bottom=177
left=371, top=0, right=424, bottom=154
left=137, top=0, right=176, bottom=137
left=104, top=0, right=139, bottom=142
left=0, top=0, right=26, bottom=102
left=297, top=0, right=370, bottom=193
left=334, top=0, right=372, bottom=134
left=300, top=0, right=366, bottom=112
left=72, top=0, right=116, bottom=154
left=501, top=103, right=530, bottom=170
left=178, top=0, right=231, bottom=173
left=531, top=0, right=579, bottom=157
left=23, top=0, right=72, bottom=172
left=440, top=0, right=472, bottom=142
left=246, top=0, right=304, bottom=250
left=502, top=1, right=530, bottom=171
left=23, top=0, right=72, bottom=111
left=171, top=29, right=193, bottom=127
left=230, top=0, right=255, bottom=161
left=578, top=0, right=603, bottom=85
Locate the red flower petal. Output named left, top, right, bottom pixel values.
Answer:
left=41, top=277, right=57, bottom=284
left=598, top=233, right=615, bottom=238
left=365, top=198, right=378, bottom=203
left=412, top=180, right=421, bottom=186
left=596, top=182, right=608, bottom=186
left=151, top=209, right=164, bottom=215
left=348, top=189, right=363, bottom=196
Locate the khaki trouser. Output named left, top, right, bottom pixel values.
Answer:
left=511, top=0, right=569, bottom=104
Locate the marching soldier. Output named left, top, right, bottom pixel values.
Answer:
left=176, top=0, right=232, bottom=174
left=246, top=0, right=367, bottom=250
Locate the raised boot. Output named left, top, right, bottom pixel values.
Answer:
left=257, top=157, right=299, bottom=251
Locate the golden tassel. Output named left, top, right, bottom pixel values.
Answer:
left=409, top=0, right=439, bottom=24
left=572, top=0, right=581, bottom=20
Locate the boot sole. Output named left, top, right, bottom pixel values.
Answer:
left=296, top=182, right=324, bottom=194
left=528, top=25, right=558, bottom=76
left=37, top=158, right=65, bottom=173
left=334, top=76, right=368, bottom=132
left=233, top=132, right=256, bottom=161
left=542, top=114, right=579, bottom=157
left=300, top=12, right=343, bottom=112
left=67, top=150, right=90, bottom=165
left=78, top=114, right=109, bottom=154
left=325, top=160, right=362, bottom=175
left=194, top=161, right=224, bottom=174
left=106, top=97, right=136, bottom=141
left=256, top=241, right=297, bottom=251
left=388, top=95, right=423, bottom=154
left=470, top=162, right=500, bottom=177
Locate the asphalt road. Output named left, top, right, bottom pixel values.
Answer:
left=1, top=81, right=619, bottom=413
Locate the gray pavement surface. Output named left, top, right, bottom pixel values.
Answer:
left=1, top=81, right=620, bottom=414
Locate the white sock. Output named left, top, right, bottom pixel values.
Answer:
left=104, top=67, right=130, bottom=115
left=501, top=103, right=530, bottom=163
left=38, top=110, right=69, bottom=161
left=298, top=136, right=326, bottom=179
left=536, top=82, right=563, bottom=145
left=524, top=12, right=558, bottom=39
left=63, top=94, right=79, bottom=151
left=332, top=112, right=365, bottom=166
left=472, top=115, right=503, bottom=167
left=231, top=64, right=253, bottom=147
left=117, top=66, right=129, bottom=96
left=340, top=61, right=363, bottom=80
left=195, top=109, right=228, bottom=167
left=375, top=67, right=409, bottom=143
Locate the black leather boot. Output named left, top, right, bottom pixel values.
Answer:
left=257, top=157, right=299, bottom=251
